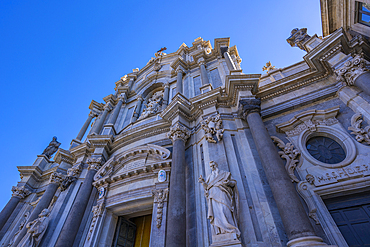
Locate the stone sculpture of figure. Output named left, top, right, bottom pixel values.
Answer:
left=41, top=137, right=61, bottom=159
left=7, top=212, right=30, bottom=247
left=198, top=161, right=240, bottom=238
left=18, top=208, right=50, bottom=247
left=138, top=91, right=164, bottom=120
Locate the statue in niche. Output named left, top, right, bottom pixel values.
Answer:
left=41, top=137, right=61, bottom=159
left=7, top=212, right=30, bottom=247
left=138, top=91, right=164, bottom=120
left=18, top=208, right=50, bottom=247
left=198, top=161, right=240, bottom=238
left=201, top=114, right=224, bottom=143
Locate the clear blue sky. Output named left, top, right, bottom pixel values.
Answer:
left=0, top=1, right=322, bottom=209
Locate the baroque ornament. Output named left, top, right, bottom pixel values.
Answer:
left=271, top=136, right=301, bottom=183
left=335, top=54, right=369, bottom=86
left=87, top=203, right=105, bottom=240
left=61, top=164, right=82, bottom=191
left=18, top=209, right=50, bottom=247
left=348, top=113, right=370, bottom=145
left=87, top=157, right=104, bottom=171
left=11, top=186, right=31, bottom=199
left=50, top=172, right=65, bottom=185
left=262, top=61, right=276, bottom=73
left=286, top=28, right=311, bottom=51
left=152, top=189, right=168, bottom=228
left=239, top=98, right=261, bottom=119
left=198, top=161, right=241, bottom=238
left=167, top=123, right=191, bottom=142
left=138, top=91, right=164, bottom=121
left=297, top=182, right=320, bottom=225
left=201, top=114, right=224, bottom=143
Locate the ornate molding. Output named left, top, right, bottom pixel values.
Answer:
left=239, top=98, right=261, bottom=119
left=87, top=202, right=105, bottom=240
left=87, top=157, right=104, bottom=171
left=297, top=182, right=320, bottom=225
left=271, top=136, right=300, bottom=183
left=50, top=172, right=65, bottom=185
left=348, top=113, right=370, bottom=145
left=167, top=123, right=191, bottom=142
left=61, top=164, right=82, bottom=191
left=11, top=186, right=31, bottom=199
left=335, top=54, right=369, bottom=86
left=152, top=188, right=168, bottom=228
left=201, top=114, right=224, bottom=143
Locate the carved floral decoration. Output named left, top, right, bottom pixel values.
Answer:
left=11, top=186, right=31, bottom=199
left=271, top=136, right=301, bottom=183
left=335, top=54, right=369, bottom=86
left=152, top=189, right=168, bottom=228
left=348, top=113, right=370, bottom=145
left=87, top=202, right=105, bottom=240
left=61, top=164, right=82, bottom=191
left=167, top=123, right=191, bottom=142
left=50, top=172, right=65, bottom=185
left=87, top=157, right=104, bottom=171
left=201, top=114, right=224, bottom=143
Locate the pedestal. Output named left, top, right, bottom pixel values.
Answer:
left=210, top=233, right=243, bottom=247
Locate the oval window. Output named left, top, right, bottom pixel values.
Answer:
left=306, top=136, right=346, bottom=164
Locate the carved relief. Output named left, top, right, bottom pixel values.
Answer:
left=138, top=91, right=164, bottom=121
left=285, top=118, right=338, bottom=137
left=87, top=157, right=104, bottom=171
left=201, top=114, right=224, bottom=143
left=348, top=113, right=370, bottom=145
left=152, top=189, right=168, bottom=228
left=271, top=136, right=301, bottom=183
left=61, top=164, right=82, bottom=191
left=18, top=209, right=50, bottom=247
left=335, top=54, right=369, bottom=86
left=296, top=182, right=320, bottom=225
left=11, top=186, right=31, bottom=199
left=50, top=172, right=65, bottom=185
left=87, top=202, right=105, bottom=240
left=286, top=28, right=311, bottom=51
left=167, top=123, right=191, bottom=142
left=7, top=212, right=30, bottom=247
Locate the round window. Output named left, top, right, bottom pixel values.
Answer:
left=306, top=136, right=346, bottom=164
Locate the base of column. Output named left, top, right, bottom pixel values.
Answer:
left=101, top=124, right=116, bottom=136
left=211, top=233, right=243, bottom=247
left=287, top=236, right=337, bottom=247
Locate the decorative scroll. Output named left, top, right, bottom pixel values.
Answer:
left=271, top=136, right=300, bottom=183
left=152, top=189, right=168, bottom=228
left=50, top=172, right=65, bottom=185
left=87, top=157, right=104, bottom=171
left=297, top=182, right=320, bottom=225
left=335, top=54, right=369, bottom=86
left=167, top=123, right=190, bottom=142
left=201, top=114, right=224, bottom=143
left=348, top=113, right=370, bottom=145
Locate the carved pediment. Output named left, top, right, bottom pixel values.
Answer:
left=94, top=144, right=171, bottom=183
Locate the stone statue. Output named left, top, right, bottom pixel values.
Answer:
left=18, top=208, right=50, bottom=247
left=286, top=28, right=311, bottom=51
left=7, top=212, right=30, bottom=247
left=198, top=161, right=240, bottom=238
left=138, top=91, right=164, bottom=120
left=201, top=114, right=224, bottom=143
left=41, top=137, right=61, bottom=159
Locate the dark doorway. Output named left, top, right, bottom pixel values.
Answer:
left=325, top=191, right=370, bottom=247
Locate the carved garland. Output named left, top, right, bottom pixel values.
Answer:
left=271, top=136, right=301, bottom=183
left=152, top=189, right=168, bottom=228
left=87, top=202, right=105, bottom=240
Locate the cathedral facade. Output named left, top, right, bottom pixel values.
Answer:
left=1, top=1, right=370, bottom=246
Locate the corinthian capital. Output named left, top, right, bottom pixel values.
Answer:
left=239, top=98, right=261, bottom=119
left=87, top=157, right=104, bottom=171
left=11, top=186, right=31, bottom=199
left=335, top=54, right=369, bottom=86
left=167, top=123, right=191, bottom=142
left=197, top=57, right=206, bottom=66
left=50, top=172, right=65, bottom=185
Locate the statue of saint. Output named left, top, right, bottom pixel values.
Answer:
left=18, top=208, right=50, bottom=247
left=198, top=161, right=240, bottom=237
left=41, top=137, right=61, bottom=159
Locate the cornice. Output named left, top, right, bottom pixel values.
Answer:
left=160, top=93, right=192, bottom=123
left=89, top=100, right=104, bottom=112
left=70, top=142, right=94, bottom=159
left=54, top=148, right=76, bottom=165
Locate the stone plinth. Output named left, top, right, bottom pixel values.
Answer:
left=211, top=233, right=243, bottom=247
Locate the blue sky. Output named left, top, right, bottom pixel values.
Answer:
left=0, top=1, right=322, bottom=209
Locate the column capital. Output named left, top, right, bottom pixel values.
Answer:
left=50, top=172, right=65, bottom=185
left=164, top=82, right=170, bottom=89
left=11, top=186, right=31, bottom=199
left=167, top=123, right=191, bottom=143
left=239, top=98, right=261, bottom=119
left=136, top=95, right=144, bottom=101
left=118, top=93, right=126, bottom=102
left=88, top=111, right=98, bottom=118
left=335, top=54, right=369, bottom=86
left=197, top=57, right=206, bottom=66
left=87, top=157, right=104, bottom=171
left=104, top=102, right=113, bottom=112
left=176, top=66, right=185, bottom=74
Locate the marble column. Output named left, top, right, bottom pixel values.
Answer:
left=198, top=57, right=209, bottom=86
left=90, top=103, right=112, bottom=135
left=11, top=172, right=64, bottom=247
left=107, top=94, right=125, bottom=125
left=166, top=123, right=190, bottom=247
left=76, top=111, right=97, bottom=141
left=0, top=186, right=30, bottom=232
left=162, top=83, right=170, bottom=109
left=55, top=157, right=103, bottom=247
left=176, top=67, right=184, bottom=94
left=131, top=95, right=143, bottom=122
left=223, top=51, right=237, bottom=71
left=336, top=54, right=370, bottom=96
left=240, top=99, right=323, bottom=245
